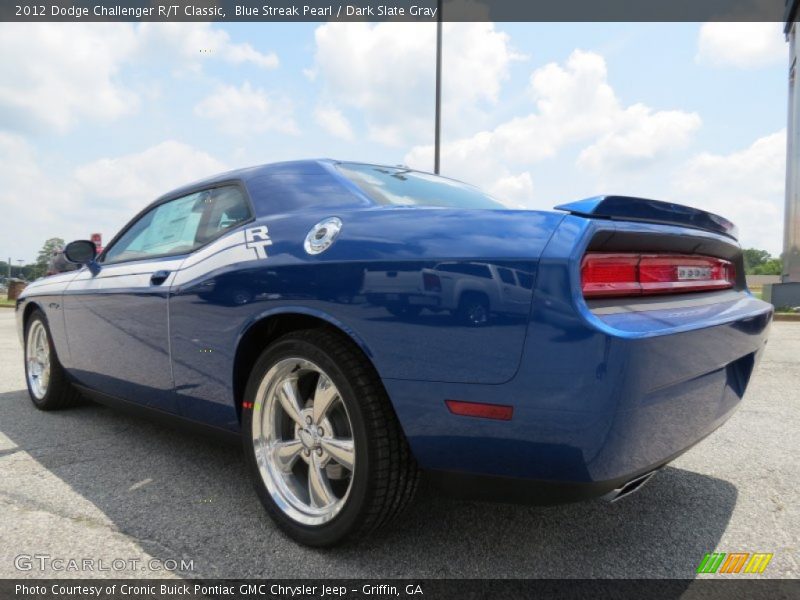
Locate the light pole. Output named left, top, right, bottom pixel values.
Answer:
left=434, top=0, right=442, bottom=174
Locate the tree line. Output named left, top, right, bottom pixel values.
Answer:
left=0, top=238, right=787, bottom=282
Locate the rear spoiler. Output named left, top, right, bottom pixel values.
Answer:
left=555, top=195, right=738, bottom=241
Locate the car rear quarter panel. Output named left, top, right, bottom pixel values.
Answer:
left=167, top=207, right=564, bottom=429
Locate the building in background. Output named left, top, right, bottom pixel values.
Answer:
left=765, top=0, right=800, bottom=306
left=785, top=0, right=799, bottom=282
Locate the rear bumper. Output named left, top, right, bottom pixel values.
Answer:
left=426, top=452, right=675, bottom=506
left=384, top=217, right=772, bottom=499
left=385, top=291, right=771, bottom=492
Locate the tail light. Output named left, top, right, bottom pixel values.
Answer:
left=423, top=271, right=442, bottom=292
left=445, top=399, right=513, bottom=421
left=581, top=253, right=736, bottom=298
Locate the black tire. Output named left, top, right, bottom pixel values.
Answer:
left=23, top=310, right=81, bottom=411
left=457, top=293, right=490, bottom=326
left=386, top=304, right=422, bottom=318
left=242, top=328, right=419, bottom=546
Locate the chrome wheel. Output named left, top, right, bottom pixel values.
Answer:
left=26, top=320, right=51, bottom=400
left=463, top=301, right=489, bottom=326
left=252, top=358, right=355, bottom=526
left=467, top=303, right=488, bottom=325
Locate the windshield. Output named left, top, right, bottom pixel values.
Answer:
left=335, top=163, right=506, bottom=210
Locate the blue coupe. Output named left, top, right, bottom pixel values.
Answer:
left=17, top=160, right=772, bottom=546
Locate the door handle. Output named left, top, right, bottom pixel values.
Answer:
left=150, top=270, right=170, bottom=285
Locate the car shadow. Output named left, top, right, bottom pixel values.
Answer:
left=0, top=389, right=736, bottom=579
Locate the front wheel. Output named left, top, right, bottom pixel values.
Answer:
left=242, top=329, right=419, bottom=546
left=24, top=310, right=81, bottom=410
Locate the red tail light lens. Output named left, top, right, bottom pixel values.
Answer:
left=445, top=399, right=513, bottom=421
left=581, top=253, right=736, bottom=298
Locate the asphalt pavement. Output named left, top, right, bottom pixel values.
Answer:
left=0, top=308, right=798, bottom=578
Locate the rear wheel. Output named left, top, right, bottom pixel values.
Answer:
left=24, top=310, right=80, bottom=410
left=242, top=329, right=419, bottom=546
left=457, top=293, right=490, bottom=326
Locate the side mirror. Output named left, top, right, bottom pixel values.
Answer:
left=64, top=240, right=97, bottom=265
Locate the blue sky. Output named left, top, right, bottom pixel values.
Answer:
left=0, top=21, right=789, bottom=261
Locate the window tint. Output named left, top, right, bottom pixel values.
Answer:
left=195, top=187, right=252, bottom=245
left=497, top=267, right=516, bottom=285
left=516, top=271, right=534, bottom=290
left=336, top=163, right=506, bottom=210
left=102, top=186, right=251, bottom=264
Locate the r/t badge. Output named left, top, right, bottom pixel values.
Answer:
left=245, top=226, right=273, bottom=259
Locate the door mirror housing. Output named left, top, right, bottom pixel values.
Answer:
left=64, top=240, right=98, bottom=265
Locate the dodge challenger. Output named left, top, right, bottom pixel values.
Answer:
left=16, top=160, right=772, bottom=546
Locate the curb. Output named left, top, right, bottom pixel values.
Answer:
left=774, top=313, right=800, bottom=322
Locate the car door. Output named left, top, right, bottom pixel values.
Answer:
left=62, top=188, right=230, bottom=413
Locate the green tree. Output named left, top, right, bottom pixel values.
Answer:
left=752, top=258, right=782, bottom=276
left=36, top=238, right=65, bottom=270
left=742, top=248, right=772, bottom=274
left=22, top=263, right=45, bottom=280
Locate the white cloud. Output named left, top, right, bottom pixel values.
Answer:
left=487, top=172, right=534, bottom=206
left=0, top=133, right=66, bottom=238
left=697, top=22, right=786, bottom=68
left=0, top=23, right=280, bottom=134
left=0, top=133, right=98, bottom=258
left=136, top=23, right=279, bottom=70
left=0, top=139, right=228, bottom=261
left=222, top=41, right=280, bottom=69
left=311, top=22, right=520, bottom=146
left=314, top=105, right=355, bottom=140
left=0, top=23, right=139, bottom=133
left=74, top=140, right=228, bottom=216
left=673, top=130, right=786, bottom=255
left=578, top=105, right=701, bottom=171
left=194, top=82, right=297, bottom=136
left=405, top=50, right=700, bottom=202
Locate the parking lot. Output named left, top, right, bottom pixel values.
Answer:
left=0, top=308, right=798, bottom=579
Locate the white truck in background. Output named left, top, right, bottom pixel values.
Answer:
left=361, top=261, right=534, bottom=325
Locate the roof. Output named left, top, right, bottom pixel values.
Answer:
left=155, top=159, right=333, bottom=202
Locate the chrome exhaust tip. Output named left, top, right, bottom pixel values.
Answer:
left=603, top=469, right=659, bottom=503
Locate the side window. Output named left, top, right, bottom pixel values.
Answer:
left=461, top=263, right=492, bottom=279
left=102, top=185, right=251, bottom=264
left=497, top=267, right=516, bottom=285
left=516, top=271, right=534, bottom=290
left=195, top=186, right=252, bottom=245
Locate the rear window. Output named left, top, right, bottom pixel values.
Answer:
left=335, top=163, right=505, bottom=210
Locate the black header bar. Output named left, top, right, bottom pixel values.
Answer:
left=2, top=579, right=800, bottom=600
left=0, top=0, right=789, bottom=23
